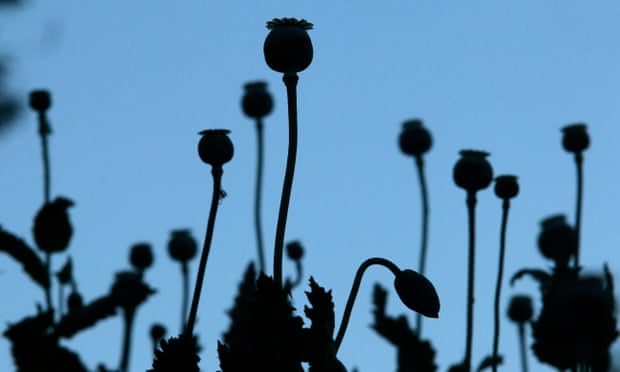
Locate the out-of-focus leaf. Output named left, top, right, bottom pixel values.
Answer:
left=56, top=256, right=73, bottom=285
left=510, top=268, right=551, bottom=286
left=55, top=295, right=117, bottom=338
left=110, top=270, right=156, bottom=310
left=0, top=227, right=49, bottom=289
left=304, top=276, right=335, bottom=337
left=148, top=334, right=200, bottom=372
left=477, top=354, right=503, bottom=371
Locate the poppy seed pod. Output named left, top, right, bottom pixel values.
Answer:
left=393, top=269, right=440, bottom=318
left=242, top=81, right=274, bottom=119
left=29, top=89, right=51, bottom=112
left=494, top=175, right=519, bottom=200
left=264, top=18, right=314, bottom=73
left=285, top=240, right=304, bottom=261
left=562, top=123, right=590, bottom=154
left=537, top=215, right=576, bottom=265
left=198, top=129, right=234, bottom=167
left=33, top=197, right=74, bottom=253
left=453, top=150, right=493, bottom=193
left=507, top=294, right=534, bottom=323
left=130, top=243, right=154, bottom=271
left=398, top=119, right=432, bottom=157
left=168, top=229, right=198, bottom=263
left=150, top=323, right=167, bottom=342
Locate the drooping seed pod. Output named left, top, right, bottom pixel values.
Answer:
left=242, top=81, right=274, bottom=119
left=393, top=269, right=440, bottom=318
left=453, top=150, right=494, bottom=193
left=562, top=123, right=590, bottom=154
left=494, top=175, right=519, bottom=200
left=264, top=18, right=314, bottom=74
left=285, top=240, right=304, bottom=261
left=398, top=119, right=432, bottom=157
left=33, top=197, right=74, bottom=253
left=197, top=129, right=234, bottom=167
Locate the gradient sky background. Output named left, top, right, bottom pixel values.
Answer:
left=1, top=1, right=620, bottom=371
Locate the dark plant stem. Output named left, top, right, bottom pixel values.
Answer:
left=573, top=153, right=583, bottom=267
left=273, top=72, right=299, bottom=289
left=185, top=167, right=223, bottom=337
left=254, top=118, right=266, bottom=273
left=38, top=110, right=53, bottom=313
left=180, top=261, right=190, bottom=333
left=334, top=257, right=400, bottom=352
left=464, top=192, right=477, bottom=372
left=58, top=284, right=64, bottom=318
left=517, top=323, right=528, bottom=372
left=285, top=259, right=303, bottom=290
left=119, top=307, right=136, bottom=372
left=414, top=155, right=430, bottom=334
left=492, top=199, right=511, bottom=372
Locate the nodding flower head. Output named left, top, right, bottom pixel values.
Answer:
left=507, top=294, right=534, bottom=324
left=285, top=240, right=304, bottom=261
left=453, top=150, right=493, bottom=193
left=167, top=229, right=198, bottom=263
left=494, top=175, right=519, bottom=200
left=562, top=123, right=590, bottom=154
left=29, top=89, right=51, bottom=112
left=242, top=81, right=274, bottom=120
left=198, top=129, right=234, bottom=167
left=537, top=214, right=576, bottom=266
left=398, top=119, right=432, bottom=157
left=393, top=269, right=440, bottom=318
left=130, top=242, right=154, bottom=271
left=264, top=18, right=314, bottom=74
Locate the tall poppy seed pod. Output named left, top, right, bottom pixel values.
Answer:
left=29, top=89, right=51, bottom=112
left=453, top=150, right=494, bottom=193
left=562, top=123, right=590, bottom=154
left=393, top=269, right=440, bottom=318
left=242, top=81, right=274, bottom=119
left=398, top=119, right=432, bottom=156
left=264, top=18, right=314, bottom=73
left=285, top=240, right=304, bottom=261
left=494, top=175, right=519, bottom=200
left=130, top=242, right=154, bottom=271
left=168, top=229, right=198, bottom=262
left=198, top=129, right=234, bottom=167
left=537, top=214, right=576, bottom=264
left=508, top=295, right=534, bottom=323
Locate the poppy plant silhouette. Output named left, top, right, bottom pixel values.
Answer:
left=0, top=16, right=617, bottom=372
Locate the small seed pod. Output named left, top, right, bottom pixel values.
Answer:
left=168, top=229, right=198, bottom=263
left=562, top=123, right=590, bottom=154
left=507, top=294, right=533, bottom=323
left=494, top=175, right=519, bottom=200
left=29, top=89, right=51, bottom=112
left=537, top=214, right=576, bottom=265
left=264, top=18, right=314, bottom=73
left=393, top=269, right=440, bottom=318
left=130, top=242, right=154, bottom=271
left=198, top=129, right=234, bottom=167
left=242, top=81, right=274, bottom=119
left=286, top=240, right=304, bottom=261
left=453, top=150, right=494, bottom=193
left=33, top=197, right=74, bottom=254
left=398, top=119, right=432, bottom=157
left=150, top=323, right=167, bottom=342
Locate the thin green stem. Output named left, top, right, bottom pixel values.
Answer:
left=274, top=72, right=299, bottom=288
left=414, top=155, right=430, bottom=335
left=119, top=307, right=136, bottom=372
left=185, top=167, right=223, bottom=337
left=38, top=110, right=53, bottom=313
left=180, top=261, right=190, bottom=333
left=464, top=192, right=477, bottom=372
left=517, top=323, right=528, bottom=372
left=492, top=199, right=511, bottom=372
left=574, top=153, right=583, bottom=268
left=254, top=118, right=266, bottom=273
left=334, top=257, right=400, bottom=352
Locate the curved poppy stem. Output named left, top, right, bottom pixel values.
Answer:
left=180, top=261, right=190, bottom=333
left=573, top=153, right=583, bottom=268
left=119, top=307, right=136, bottom=372
left=464, top=192, right=477, bottom=372
left=185, top=166, right=223, bottom=337
left=414, top=155, right=430, bottom=334
left=37, top=110, right=53, bottom=313
left=334, top=257, right=400, bottom=352
left=274, top=72, right=299, bottom=289
left=492, top=199, right=511, bottom=372
left=254, top=118, right=266, bottom=273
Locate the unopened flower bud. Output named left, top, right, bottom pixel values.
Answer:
left=393, top=269, right=440, bottom=318
left=286, top=241, right=304, bottom=261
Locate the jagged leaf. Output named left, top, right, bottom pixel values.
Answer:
left=55, top=295, right=117, bottom=338
left=304, top=276, right=335, bottom=336
left=56, top=256, right=73, bottom=285
left=0, top=227, right=49, bottom=289
left=149, top=334, right=200, bottom=372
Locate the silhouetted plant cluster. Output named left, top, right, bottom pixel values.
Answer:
left=1, top=15, right=617, bottom=372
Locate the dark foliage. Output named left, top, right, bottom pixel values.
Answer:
left=0, top=227, right=49, bottom=289
left=149, top=334, right=200, bottom=372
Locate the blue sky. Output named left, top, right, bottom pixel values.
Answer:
left=1, top=1, right=620, bottom=371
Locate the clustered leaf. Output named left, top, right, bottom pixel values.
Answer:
left=0, top=227, right=49, bottom=289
